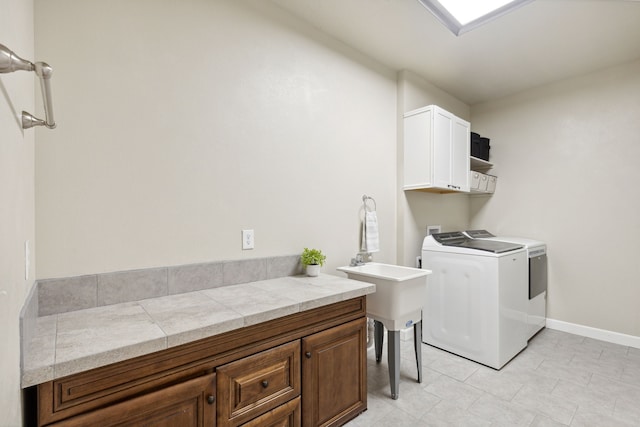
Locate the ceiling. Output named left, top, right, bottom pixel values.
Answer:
left=270, top=0, right=640, bottom=105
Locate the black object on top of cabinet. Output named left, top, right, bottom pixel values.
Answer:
left=471, top=132, right=490, bottom=161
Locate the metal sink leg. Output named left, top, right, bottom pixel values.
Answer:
left=373, top=319, right=423, bottom=400
left=388, top=330, right=400, bottom=399
left=414, top=320, right=423, bottom=383
left=374, top=320, right=384, bottom=363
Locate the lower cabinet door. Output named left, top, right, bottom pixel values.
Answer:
left=48, top=373, right=216, bottom=427
left=241, top=397, right=300, bottom=427
left=302, top=318, right=367, bottom=427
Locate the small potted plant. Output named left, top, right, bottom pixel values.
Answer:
left=301, top=248, right=326, bottom=277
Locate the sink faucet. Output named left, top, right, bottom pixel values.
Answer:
left=350, top=252, right=370, bottom=266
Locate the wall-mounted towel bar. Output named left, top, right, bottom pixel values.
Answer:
left=362, top=194, right=376, bottom=212
left=361, top=194, right=380, bottom=254
left=0, top=43, right=56, bottom=130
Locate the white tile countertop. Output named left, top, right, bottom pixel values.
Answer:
left=21, top=274, right=375, bottom=388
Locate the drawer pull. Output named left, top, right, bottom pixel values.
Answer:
left=261, top=380, right=269, bottom=388
left=305, top=352, right=312, bottom=359
left=207, top=395, right=215, bottom=405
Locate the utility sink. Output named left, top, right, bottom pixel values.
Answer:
left=337, top=262, right=432, bottom=399
left=337, top=262, right=431, bottom=331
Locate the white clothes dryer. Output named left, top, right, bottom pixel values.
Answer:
left=421, top=232, right=528, bottom=369
left=464, top=230, right=547, bottom=340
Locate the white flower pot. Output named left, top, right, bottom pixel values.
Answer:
left=306, top=264, right=321, bottom=277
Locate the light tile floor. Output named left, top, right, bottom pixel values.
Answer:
left=346, top=329, right=640, bottom=426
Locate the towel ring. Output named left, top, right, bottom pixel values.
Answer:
left=362, top=195, right=376, bottom=212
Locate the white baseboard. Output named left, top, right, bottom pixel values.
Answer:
left=545, top=318, right=640, bottom=349
left=399, top=318, right=640, bottom=350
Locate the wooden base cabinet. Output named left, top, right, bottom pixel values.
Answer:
left=32, top=297, right=367, bottom=427
left=302, top=318, right=367, bottom=427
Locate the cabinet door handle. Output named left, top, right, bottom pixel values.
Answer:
left=261, top=380, right=269, bottom=388
left=305, top=351, right=312, bottom=359
left=207, top=395, right=215, bottom=405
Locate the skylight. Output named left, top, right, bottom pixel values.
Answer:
left=417, top=0, right=535, bottom=36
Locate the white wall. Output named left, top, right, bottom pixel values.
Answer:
left=0, top=0, right=36, bottom=423
left=27, top=2, right=640, bottom=409
left=396, top=70, right=470, bottom=267
left=34, top=0, right=398, bottom=279
left=470, top=59, right=640, bottom=337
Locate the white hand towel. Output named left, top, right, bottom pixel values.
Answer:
left=361, top=210, right=380, bottom=253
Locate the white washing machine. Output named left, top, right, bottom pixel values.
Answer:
left=464, top=230, right=547, bottom=340
left=421, top=232, right=528, bottom=369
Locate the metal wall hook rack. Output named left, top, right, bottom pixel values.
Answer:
left=0, top=43, right=56, bottom=130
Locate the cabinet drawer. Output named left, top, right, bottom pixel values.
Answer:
left=217, top=340, right=300, bottom=426
left=48, top=373, right=216, bottom=427
left=241, top=396, right=300, bottom=427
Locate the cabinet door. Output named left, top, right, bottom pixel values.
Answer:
left=49, top=373, right=216, bottom=427
left=450, top=116, right=470, bottom=192
left=403, top=107, right=434, bottom=189
left=301, top=318, right=367, bottom=427
left=432, top=107, right=453, bottom=190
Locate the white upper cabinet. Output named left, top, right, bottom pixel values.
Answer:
left=403, top=105, right=470, bottom=193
